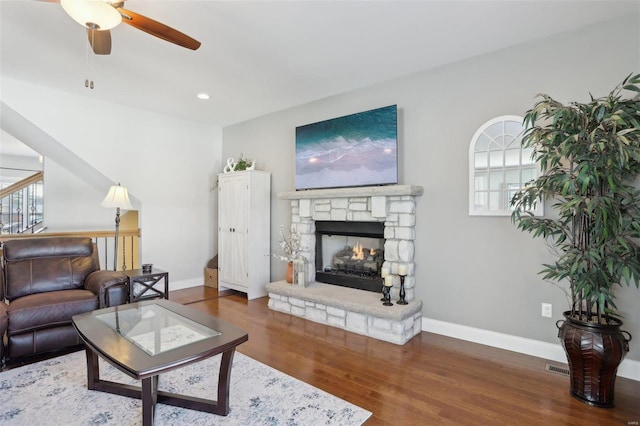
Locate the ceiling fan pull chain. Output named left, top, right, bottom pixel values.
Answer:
left=85, top=30, right=95, bottom=90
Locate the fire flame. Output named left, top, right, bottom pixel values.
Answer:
left=351, top=243, right=377, bottom=260
left=352, top=242, right=364, bottom=260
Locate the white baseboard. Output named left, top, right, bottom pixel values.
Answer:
left=169, top=278, right=202, bottom=292
left=422, top=317, right=639, bottom=382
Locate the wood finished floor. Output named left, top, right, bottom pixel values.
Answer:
left=170, top=286, right=640, bottom=426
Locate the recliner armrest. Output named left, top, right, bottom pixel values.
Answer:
left=85, top=270, right=128, bottom=308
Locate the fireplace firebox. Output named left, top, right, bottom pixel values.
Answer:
left=315, top=220, right=384, bottom=292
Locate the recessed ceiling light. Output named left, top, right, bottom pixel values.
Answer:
left=197, top=93, right=210, bottom=100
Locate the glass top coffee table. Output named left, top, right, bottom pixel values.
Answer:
left=72, top=299, right=248, bottom=426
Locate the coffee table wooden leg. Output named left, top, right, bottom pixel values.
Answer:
left=217, top=348, right=236, bottom=415
left=84, top=347, right=100, bottom=390
left=141, top=376, right=158, bottom=426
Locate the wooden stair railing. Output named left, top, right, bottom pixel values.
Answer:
left=0, top=229, right=141, bottom=271
left=0, top=171, right=43, bottom=200
left=0, top=171, right=45, bottom=234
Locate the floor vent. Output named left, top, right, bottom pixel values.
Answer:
left=545, top=363, right=570, bottom=376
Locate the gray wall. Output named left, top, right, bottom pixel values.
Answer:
left=223, top=16, right=640, bottom=362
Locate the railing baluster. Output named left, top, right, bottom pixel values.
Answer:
left=121, top=235, right=127, bottom=271
left=103, top=237, right=109, bottom=271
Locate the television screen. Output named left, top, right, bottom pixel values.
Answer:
left=295, top=105, right=398, bottom=190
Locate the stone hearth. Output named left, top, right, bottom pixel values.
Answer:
left=268, top=185, right=424, bottom=345
left=266, top=281, right=422, bottom=345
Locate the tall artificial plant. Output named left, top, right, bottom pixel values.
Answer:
left=511, top=74, right=640, bottom=324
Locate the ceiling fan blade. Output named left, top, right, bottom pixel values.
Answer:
left=87, top=28, right=112, bottom=55
left=117, top=8, right=201, bottom=51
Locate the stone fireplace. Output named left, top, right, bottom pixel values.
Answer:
left=266, top=185, right=424, bottom=345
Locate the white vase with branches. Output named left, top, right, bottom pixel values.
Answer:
left=274, top=225, right=303, bottom=283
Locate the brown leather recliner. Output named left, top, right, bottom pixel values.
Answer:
left=0, top=237, right=129, bottom=363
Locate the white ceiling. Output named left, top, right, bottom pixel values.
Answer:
left=1, top=1, right=639, bottom=128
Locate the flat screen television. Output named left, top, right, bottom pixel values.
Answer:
left=295, top=105, right=398, bottom=190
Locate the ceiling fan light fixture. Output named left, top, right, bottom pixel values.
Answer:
left=61, top=0, right=122, bottom=30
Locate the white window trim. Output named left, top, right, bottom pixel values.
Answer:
left=468, top=115, right=543, bottom=217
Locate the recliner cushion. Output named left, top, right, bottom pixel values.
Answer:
left=3, top=237, right=99, bottom=300
left=5, top=256, right=98, bottom=300
left=2, top=237, right=94, bottom=261
left=7, top=289, right=98, bottom=335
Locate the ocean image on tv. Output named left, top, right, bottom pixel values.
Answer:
left=295, top=105, right=398, bottom=190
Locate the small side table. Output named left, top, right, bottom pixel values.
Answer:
left=125, top=268, right=169, bottom=302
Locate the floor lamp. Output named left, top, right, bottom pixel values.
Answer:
left=101, top=183, right=133, bottom=271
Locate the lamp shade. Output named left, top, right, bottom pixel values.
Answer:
left=101, top=184, right=133, bottom=210
left=60, top=0, right=122, bottom=30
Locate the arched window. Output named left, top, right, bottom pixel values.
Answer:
left=468, top=115, right=542, bottom=216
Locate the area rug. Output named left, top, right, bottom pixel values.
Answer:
left=0, top=350, right=371, bottom=425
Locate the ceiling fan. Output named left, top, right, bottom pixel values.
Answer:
left=43, top=0, right=201, bottom=55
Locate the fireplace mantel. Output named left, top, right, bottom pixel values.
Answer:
left=279, top=184, right=423, bottom=200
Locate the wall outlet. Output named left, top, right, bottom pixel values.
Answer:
left=541, top=303, right=553, bottom=318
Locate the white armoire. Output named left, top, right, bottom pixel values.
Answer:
left=217, top=170, right=271, bottom=300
